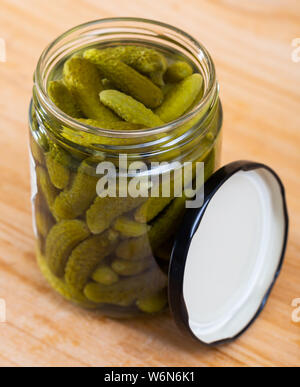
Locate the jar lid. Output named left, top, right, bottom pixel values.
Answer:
left=168, top=161, right=289, bottom=346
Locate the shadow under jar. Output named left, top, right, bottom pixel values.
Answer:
left=29, top=18, right=222, bottom=318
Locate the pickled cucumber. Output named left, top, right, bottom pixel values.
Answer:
left=48, top=80, right=81, bottom=118
left=134, top=197, right=173, bottom=224
left=84, top=266, right=167, bottom=306
left=65, top=229, right=119, bottom=290
left=134, top=165, right=190, bottom=223
left=86, top=196, right=146, bottom=235
left=113, top=216, right=150, bottom=237
left=30, top=135, right=45, bottom=165
left=36, top=249, right=98, bottom=309
left=45, top=220, right=90, bottom=277
left=155, top=74, right=203, bottom=122
left=35, top=208, right=54, bottom=239
left=165, top=61, right=193, bottom=83
left=36, top=166, right=58, bottom=211
left=53, top=160, right=98, bottom=220
left=111, top=257, right=152, bottom=276
left=84, top=46, right=166, bottom=75
left=92, top=265, right=119, bottom=286
left=149, top=70, right=165, bottom=87
left=116, top=235, right=151, bottom=262
left=136, top=289, right=168, bottom=313
left=100, top=90, right=164, bottom=128
left=84, top=50, right=163, bottom=108
left=63, top=56, right=119, bottom=122
left=45, top=143, right=71, bottom=189
left=116, top=196, right=186, bottom=260
left=77, top=118, right=143, bottom=131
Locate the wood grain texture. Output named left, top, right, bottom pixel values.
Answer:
left=0, top=0, right=299, bottom=367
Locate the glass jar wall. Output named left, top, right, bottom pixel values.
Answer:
left=29, top=18, right=222, bottom=318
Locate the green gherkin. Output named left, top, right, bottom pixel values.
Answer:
left=35, top=208, right=54, bottom=239
left=149, top=70, right=165, bottom=87
left=155, top=73, right=203, bottom=122
left=136, top=289, right=168, bottom=313
left=45, top=143, right=71, bottom=189
left=84, top=50, right=163, bottom=108
left=113, top=216, right=150, bottom=237
left=45, top=220, right=90, bottom=277
left=48, top=80, right=82, bottom=118
left=64, top=229, right=119, bottom=291
left=134, top=151, right=211, bottom=224
left=63, top=56, right=119, bottom=122
left=53, top=160, right=98, bottom=220
left=116, top=236, right=151, bottom=261
left=165, top=61, right=193, bottom=83
left=111, top=257, right=153, bottom=277
left=84, top=266, right=167, bottom=306
left=92, top=265, right=119, bottom=286
left=134, top=196, right=173, bottom=224
left=36, top=166, right=58, bottom=211
left=77, top=118, right=143, bottom=131
left=86, top=196, right=146, bottom=235
left=36, top=249, right=98, bottom=309
left=84, top=46, right=166, bottom=75
left=100, top=90, right=164, bottom=128
left=116, top=195, right=186, bottom=260
left=30, top=135, right=45, bottom=165
left=62, top=126, right=148, bottom=148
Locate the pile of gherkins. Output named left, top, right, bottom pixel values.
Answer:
left=30, top=45, right=217, bottom=316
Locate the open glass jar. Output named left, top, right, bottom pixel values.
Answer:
left=29, top=18, right=222, bottom=319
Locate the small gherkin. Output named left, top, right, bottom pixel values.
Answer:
left=77, top=118, right=143, bottom=131
left=36, top=249, right=98, bottom=309
left=165, top=61, right=193, bottom=83
left=99, top=90, right=164, bottom=128
left=84, top=50, right=163, bottom=108
left=36, top=166, right=58, bottom=211
left=64, top=229, right=119, bottom=291
left=84, top=266, right=167, bottom=307
left=53, top=159, right=98, bottom=220
left=86, top=196, right=146, bottom=235
left=63, top=56, right=119, bottom=122
left=155, top=73, right=203, bottom=123
left=113, top=216, right=150, bottom=238
left=45, top=143, right=71, bottom=190
left=116, top=195, right=186, bottom=260
left=84, top=46, right=167, bottom=74
left=35, top=207, right=54, bottom=239
left=48, top=80, right=82, bottom=118
left=136, top=289, right=168, bottom=314
left=62, top=126, right=149, bottom=148
left=92, top=264, right=119, bottom=286
left=134, top=196, right=173, bottom=224
left=111, top=257, right=153, bottom=277
left=30, top=134, right=45, bottom=165
left=45, top=219, right=90, bottom=277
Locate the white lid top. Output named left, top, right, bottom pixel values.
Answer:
left=169, top=162, right=288, bottom=345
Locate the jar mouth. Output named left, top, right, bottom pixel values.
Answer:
left=34, top=17, right=218, bottom=139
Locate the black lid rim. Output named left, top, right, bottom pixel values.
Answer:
left=168, top=160, right=289, bottom=346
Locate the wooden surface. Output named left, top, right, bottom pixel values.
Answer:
left=0, top=0, right=299, bottom=367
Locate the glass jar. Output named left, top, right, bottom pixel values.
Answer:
left=29, top=18, right=222, bottom=318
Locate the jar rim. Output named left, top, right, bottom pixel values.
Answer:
left=34, top=17, right=218, bottom=139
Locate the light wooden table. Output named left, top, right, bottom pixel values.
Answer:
left=0, top=0, right=299, bottom=367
